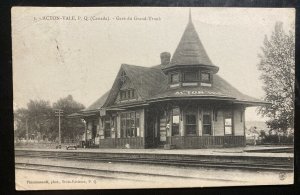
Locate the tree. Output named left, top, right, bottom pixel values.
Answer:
left=14, top=96, right=85, bottom=143
left=14, top=108, right=28, bottom=139
left=258, top=22, right=295, bottom=132
left=14, top=100, right=53, bottom=140
left=52, top=95, right=85, bottom=142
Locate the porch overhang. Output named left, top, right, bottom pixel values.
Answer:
left=146, top=96, right=235, bottom=104
left=233, top=100, right=271, bottom=107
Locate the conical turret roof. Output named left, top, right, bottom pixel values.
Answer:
left=165, top=11, right=216, bottom=69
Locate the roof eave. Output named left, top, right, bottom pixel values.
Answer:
left=106, top=101, right=149, bottom=109
left=233, top=100, right=271, bottom=107
left=78, top=109, right=101, bottom=117
left=66, top=113, right=83, bottom=119
left=162, top=64, right=219, bottom=74
left=146, top=96, right=235, bottom=103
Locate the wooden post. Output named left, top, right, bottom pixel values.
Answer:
left=243, top=107, right=246, bottom=146
left=170, top=108, right=172, bottom=146
left=84, top=120, right=87, bottom=143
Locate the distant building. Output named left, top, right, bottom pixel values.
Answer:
left=71, top=12, right=267, bottom=149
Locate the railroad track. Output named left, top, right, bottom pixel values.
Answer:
left=15, top=162, right=244, bottom=183
left=15, top=150, right=293, bottom=172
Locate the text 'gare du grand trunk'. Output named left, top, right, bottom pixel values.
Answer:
left=69, top=12, right=267, bottom=149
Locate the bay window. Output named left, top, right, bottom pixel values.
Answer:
left=120, top=112, right=140, bottom=138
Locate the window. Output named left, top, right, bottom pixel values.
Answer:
left=201, top=72, right=211, bottom=83
left=121, top=112, right=140, bottom=138
left=104, top=117, right=111, bottom=138
left=224, top=111, right=233, bottom=135
left=203, top=112, right=212, bottom=135
left=170, top=73, right=179, bottom=83
left=120, top=91, right=126, bottom=99
left=186, top=114, right=196, bottom=135
left=120, top=89, right=135, bottom=100
left=185, top=106, right=197, bottom=135
left=172, top=107, right=180, bottom=136
left=213, top=109, right=218, bottom=121
left=184, top=71, right=198, bottom=82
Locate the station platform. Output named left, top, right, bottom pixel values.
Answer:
left=15, top=145, right=293, bottom=158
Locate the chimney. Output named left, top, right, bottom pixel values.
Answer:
left=160, top=52, right=171, bottom=65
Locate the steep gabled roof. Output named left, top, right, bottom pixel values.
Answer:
left=123, top=64, right=168, bottom=99
left=165, top=13, right=215, bottom=69
left=101, top=64, right=168, bottom=108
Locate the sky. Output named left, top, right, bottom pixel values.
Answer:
left=12, top=7, right=295, bottom=121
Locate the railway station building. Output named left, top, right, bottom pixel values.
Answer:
left=71, top=13, right=267, bottom=149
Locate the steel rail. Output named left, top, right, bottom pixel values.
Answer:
left=15, top=162, right=248, bottom=183
left=15, top=151, right=293, bottom=172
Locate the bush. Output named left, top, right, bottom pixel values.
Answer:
left=261, top=134, right=293, bottom=144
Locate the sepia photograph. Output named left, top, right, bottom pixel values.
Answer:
left=12, top=7, right=295, bottom=190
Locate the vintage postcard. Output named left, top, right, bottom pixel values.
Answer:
left=12, top=7, right=295, bottom=190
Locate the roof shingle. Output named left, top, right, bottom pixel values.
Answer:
left=83, top=63, right=265, bottom=113
left=166, top=16, right=215, bottom=68
left=82, top=13, right=267, bottom=112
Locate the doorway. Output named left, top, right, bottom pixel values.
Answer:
left=145, top=113, right=155, bottom=148
left=159, top=114, right=167, bottom=146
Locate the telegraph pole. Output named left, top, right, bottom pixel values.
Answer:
left=25, top=118, right=28, bottom=144
left=55, top=109, right=63, bottom=145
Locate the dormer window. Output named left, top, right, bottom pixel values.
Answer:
left=168, top=69, right=213, bottom=88
left=170, top=73, right=179, bottom=83
left=120, top=89, right=135, bottom=100
left=201, top=72, right=211, bottom=83
left=183, top=71, right=198, bottom=82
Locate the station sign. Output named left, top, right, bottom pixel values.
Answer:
left=174, top=90, right=223, bottom=96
